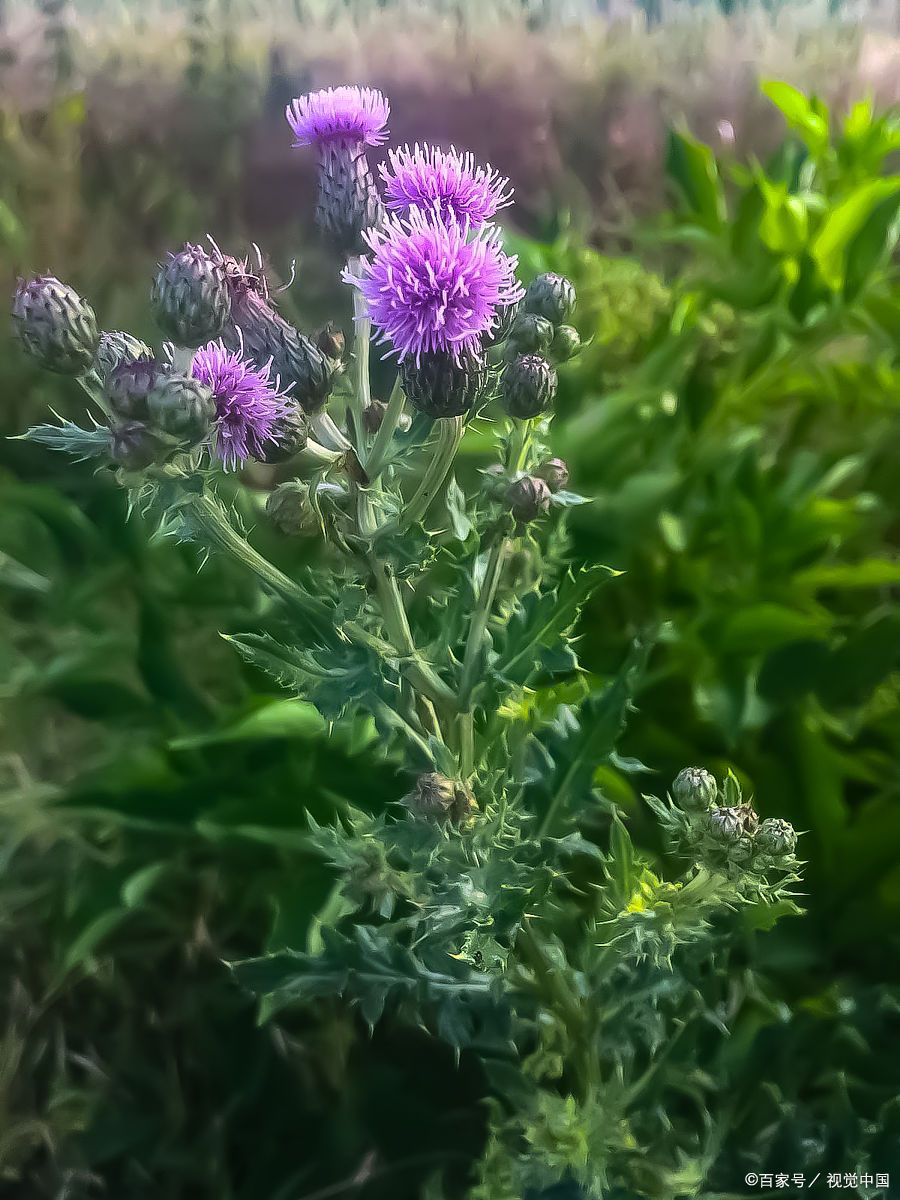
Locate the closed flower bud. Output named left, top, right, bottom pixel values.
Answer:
left=109, top=420, right=168, bottom=470
left=672, top=766, right=717, bottom=813
left=260, top=408, right=310, bottom=464
left=400, top=348, right=488, bottom=418
left=480, top=462, right=508, bottom=499
left=550, top=324, right=581, bottom=362
left=483, top=299, right=520, bottom=348
left=728, top=836, right=755, bottom=866
left=534, top=457, right=569, bottom=494
left=363, top=398, right=387, bottom=433
left=707, top=804, right=758, bottom=844
left=523, top=272, right=577, bottom=325
left=404, top=772, right=477, bottom=825
left=501, top=354, right=558, bottom=420
left=147, top=374, right=216, bottom=445
left=107, top=357, right=170, bottom=420
left=755, top=818, right=797, bottom=858
left=315, top=321, right=346, bottom=364
left=266, top=481, right=317, bottom=536
left=150, top=243, right=231, bottom=348
left=93, top=331, right=153, bottom=382
left=507, top=312, right=554, bottom=355
left=507, top=474, right=552, bottom=524
left=12, top=275, right=100, bottom=374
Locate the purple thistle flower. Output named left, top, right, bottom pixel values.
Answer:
left=345, top=207, right=524, bottom=363
left=191, top=340, right=292, bottom=468
left=380, top=144, right=513, bottom=224
left=285, top=86, right=390, bottom=148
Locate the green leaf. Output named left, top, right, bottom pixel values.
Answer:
left=718, top=604, right=831, bottom=656
left=811, top=178, right=900, bottom=291
left=665, top=128, right=726, bottom=231
left=19, top=417, right=112, bottom=461
left=762, top=80, right=829, bottom=156
left=169, top=698, right=325, bottom=749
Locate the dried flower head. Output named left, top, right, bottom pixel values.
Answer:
left=380, top=143, right=513, bottom=225
left=191, top=340, right=292, bottom=468
left=348, top=207, right=523, bottom=363
left=285, top=86, right=390, bottom=148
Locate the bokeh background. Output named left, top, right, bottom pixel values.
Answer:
left=2, top=0, right=900, bottom=1196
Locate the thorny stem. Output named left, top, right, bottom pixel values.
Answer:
left=457, top=530, right=510, bottom=713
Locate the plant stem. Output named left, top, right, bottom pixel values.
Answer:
left=346, top=256, right=370, bottom=457
left=457, top=530, right=510, bottom=712
left=370, top=416, right=463, bottom=541
left=366, top=375, right=405, bottom=481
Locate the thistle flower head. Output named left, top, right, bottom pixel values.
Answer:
left=380, top=143, right=513, bottom=224
left=191, top=340, right=292, bottom=468
left=348, top=207, right=523, bottom=363
left=286, top=86, right=390, bottom=148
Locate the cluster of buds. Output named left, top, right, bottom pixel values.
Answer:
left=669, top=767, right=799, bottom=869
left=498, top=272, right=580, bottom=422
left=403, top=772, right=478, bottom=826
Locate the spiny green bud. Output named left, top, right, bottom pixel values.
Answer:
left=93, top=331, right=154, bottom=382
left=107, top=357, right=170, bottom=420
left=728, top=836, right=756, bottom=866
left=12, top=275, right=100, bottom=374
left=523, top=272, right=576, bottom=325
left=707, top=804, right=759, bottom=844
left=672, top=767, right=718, bottom=813
left=501, top=354, right=558, bottom=420
left=507, top=312, right=554, bottom=355
left=404, top=772, right=477, bottom=825
left=755, top=818, right=797, bottom=858
left=507, top=474, right=552, bottom=524
left=150, top=243, right=231, bottom=348
left=534, top=457, right=569, bottom=494
left=550, top=324, right=581, bottom=362
left=260, top=408, right=310, bottom=464
left=266, top=481, right=317, bottom=536
left=146, top=374, right=216, bottom=445
left=480, top=462, right=509, bottom=499
left=400, top=348, right=488, bottom=418
left=109, top=420, right=169, bottom=471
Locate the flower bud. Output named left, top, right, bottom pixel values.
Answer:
left=672, top=767, right=717, bottom=813
left=501, top=354, right=558, bottom=420
left=754, top=818, right=797, bottom=858
left=404, top=772, right=477, bottom=825
left=483, top=299, right=520, bottom=348
left=146, top=374, right=216, bottom=446
left=150, top=243, right=231, bottom=348
left=523, top=272, right=577, bottom=325
left=550, top=324, right=581, bottom=362
left=728, top=836, right=755, bottom=866
left=480, top=462, right=508, bottom=499
left=109, top=420, right=168, bottom=471
left=12, top=275, right=100, bottom=374
left=316, top=142, right=383, bottom=256
left=260, top=408, right=310, bottom=464
left=315, top=321, right=346, bottom=364
left=707, top=804, right=758, bottom=844
left=266, top=481, right=317, bottom=536
left=506, top=475, right=552, bottom=524
left=363, top=398, right=388, bottom=434
left=507, top=312, right=554, bottom=355
left=534, top=457, right=569, bottom=494
left=92, top=331, right=154, bottom=382
left=400, top=348, right=488, bottom=418
left=107, top=357, right=170, bottom=420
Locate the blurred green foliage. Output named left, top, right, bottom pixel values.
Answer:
left=2, top=44, right=900, bottom=1199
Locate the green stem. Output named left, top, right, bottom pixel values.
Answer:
left=346, top=256, right=370, bottom=457
left=371, top=416, right=463, bottom=540
left=506, top=418, right=532, bottom=473
left=366, top=374, right=405, bottom=481
left=457, top=531, right=510, bottom=711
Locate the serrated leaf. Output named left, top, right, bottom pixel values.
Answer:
left=20, top=417, right=111, bottom=461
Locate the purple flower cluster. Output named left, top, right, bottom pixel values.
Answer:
left=346, top=207, right=522, bottom=364
left=285, top=86, right=390, bottom=148
left=380, top=144, right=513, bottom=225
left=191, top=340, right=292, bottom=468
left=287, top=84, right=522, bottom=366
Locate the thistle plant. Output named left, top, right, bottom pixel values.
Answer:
left=11, top=84, right=804, bottom=1197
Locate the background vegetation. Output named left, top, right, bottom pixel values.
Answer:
left=2, top=0, right=900, bottom=1196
